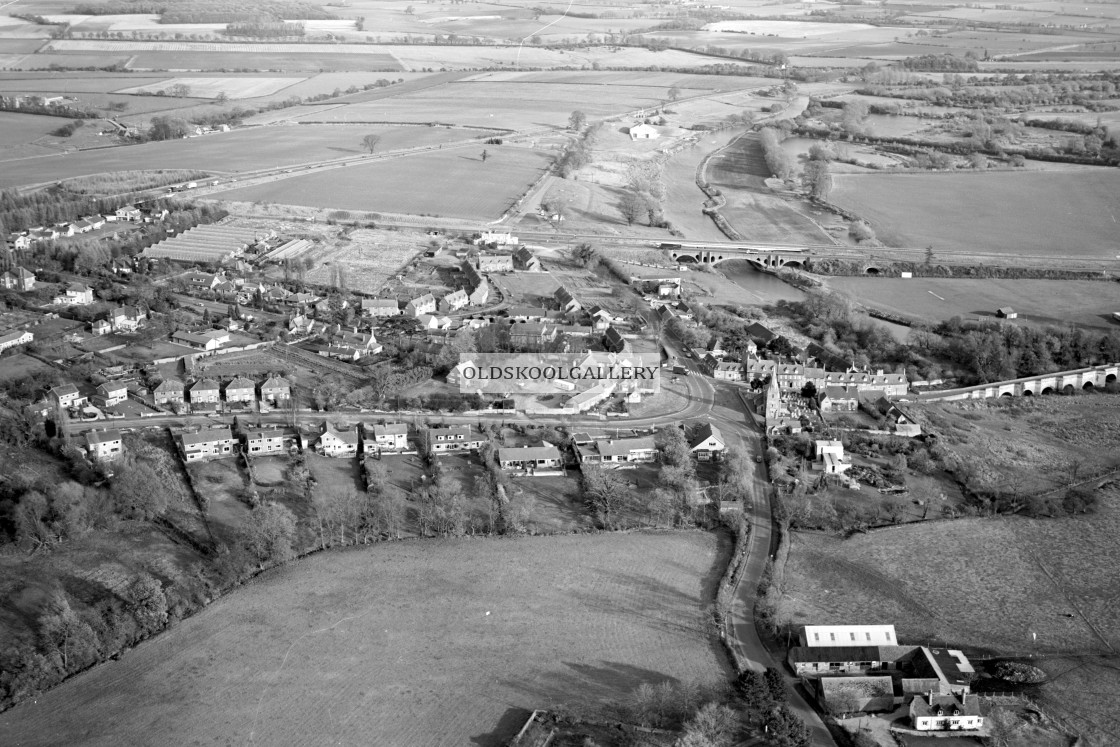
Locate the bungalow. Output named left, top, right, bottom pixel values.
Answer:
left=578, top=436, right=656, bottom=466
left=92, top=381, right=128, bottom=408
left=259, top=375, right=291, bottom=402
left=83, top=428, right=123, bottom=462
left=55, top=283, right=94, bottom=306
left=474, top=254, right=515, bottom=272
left=505, top=306, right=549, bottom=323
left=184, top=272, right=220, bottom=291
left=178, top=427, right=236, bottom=461
left=498, top=444, right=562, bottom=472
left=224, top=377, right=257, bottom=403
left=363, top=422, right=410, bottom=453
left=0, top=267, right=35, bottom=291
left=689, top=423, right=725, bottom=462
left=361, top=298, right=400, bottom=318
left=818, top=385, right=859, bottom=413
left=317, top=422, right=359, bottom=457
left=314, top=343, right=363, bottom=362
left=910, top=693, right=983, bottom=732
left=172, top=329, right=229, bottom=351
left=242, top=427, right=286, bottom=455
left=0, top=329, right=33, bottom=352
left=427, top=425, right=487, bottom=455
left=153, top=378, right=185, bottom=405
left=189, top=378, right=221, bottom=405
left=405, top=293, right=437, bottom=318
left=512, top=245, right=542, bottom=271
left=50, top=384, right=86, bottom=409
left=439, top=289, right=469, bottom=313
left=554, top=285, right=581, bottom=313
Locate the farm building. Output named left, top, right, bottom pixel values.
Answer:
left=143, top=225, right=275, bottom=264
left=996, top=307, right=1018, bottom=319
left=801, top=624, right=898, bottom=648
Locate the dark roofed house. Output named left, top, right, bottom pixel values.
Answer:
left=554, top=285, right=581, bottom=313
left=603, top=326, right=628, bottom=354
left=996, top=307, right=1018, bottom=319
left=178, top=427, right=235, bottom=461
left=260, top=375, right=291, bottom=402
left=512, top=245, right=541, bottom=271
left=910, top=693, right=983, bottom=732
left=818, top=385, right=859, bottom=412
left=154, top=378, right=185, bottom=405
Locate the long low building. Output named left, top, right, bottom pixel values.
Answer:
left=143, top=224, right=275, bottom=263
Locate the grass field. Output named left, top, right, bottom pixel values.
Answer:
left=114, top=76, right=304, bottom=99
left=831, top=170, right=1120, bottom=257
left=0, top=124, right=494, bottom=187
left=210, top=146, right=553, bottom=219
left=302, top=229, right=423, bottom=294
left=825, top=276, right=1120, bottom=329
left=0, top=531, right=729, bottom=747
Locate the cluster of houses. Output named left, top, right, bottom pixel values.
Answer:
left=6, top=204, right=161, bottom=250
left=153, top=374, right=291, bottom=410
left=790, top=624, right=984, bottom=733
left=91, top=305, right=146, bottom=336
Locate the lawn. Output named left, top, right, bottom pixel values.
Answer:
left=210, top=146, right=554, bottom=219
left=830, top=170, right=1120, bottom=258
left=0, top=531, right=730, bottom=747
left=0, top=124, right=492, bottom=188
left=825, top=276, right=1120, bottom=329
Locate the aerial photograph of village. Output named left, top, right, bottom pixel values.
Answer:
left=0, top=0, right=1117, bottom=744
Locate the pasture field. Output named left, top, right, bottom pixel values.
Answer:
left=825, top=276, right=1120, bottom=329
left=830, top=170, right=1120, bottom=258
left=0, top=110, right=77, bottom=154
left=114, top=76, right=304, bottom=99
left=0, top=124, right=493, bottom=188
left=210, top=146, right=554, bottom=219
left=0, top=531, right=729, bottom=747
left=0, top=72, right=169, bottom=93
left=299, top=79, right=704, bottom=130
left=123, top=51, right=402, bottom=73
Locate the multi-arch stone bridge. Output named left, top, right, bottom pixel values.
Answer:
left=911, top=364, right=1118, bottom=402
left=660, top=242, right=869, bottom=271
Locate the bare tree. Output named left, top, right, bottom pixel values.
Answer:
left=361, top=134, right=381, bottom=153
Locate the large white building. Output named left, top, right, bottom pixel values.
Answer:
left=800, top=624, right=897, bottom=648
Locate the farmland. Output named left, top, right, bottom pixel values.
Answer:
left=210, top=146, right=554, bottom=219
left=0, top=532, right=729, bottom=747
left=830, top=170, right=1120, bottom=258
left=114, top=76, right=304, bottom=99
left=825, top=276, right=1120, bottom=329
left=0, top=124, right=494, bottom=187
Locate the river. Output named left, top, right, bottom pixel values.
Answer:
left=720, top=260, right=913, bottom=342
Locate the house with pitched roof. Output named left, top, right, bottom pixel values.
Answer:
left=189, top=378, right=221, bottom=405
left=512, top=246, right=541, bottom=271
left=439, top=289, right=469, bottom=313
left=498, top=444, right=562, bottom=472
left=153, top=378, right=185, bottom=405
left=426, top=425, right=487, bottom=455
left=474, top=253, right=514, bottom=272
left=224, top=377, right=257, bottom=403
left=0, top=329, right=33, bottom=352
left=84, top=428, right=123, bottom=462
left=689, top=423, right=725, bottom=462
left=577, top=436, right=656, bottom=466
left=242, top=427, right=286, bottom=455
left=317, top=422, right=359, bottom=457
left=818, top=385, right=859, bottom=412
left=361, top=298, right=400, bottom=318
left=93, top=381, right=128, bottom=408
left=55, top=283, right=94, bottom=306
left=259, top=375, right=291, bottom=402
left=50, top=384, right=86, bottom=409
left=910, top=693, right=983, bottom=731
left=554, top=285, right=581, bottom=313
left=363, top=422, right=409, bottom=453
left=178, top=427, right=235, bottom=461
left=405, top=293, right=437, bottom=318
left=110, top=306, right=146, bottom=333
left=0, top=267, right=35, bottom=291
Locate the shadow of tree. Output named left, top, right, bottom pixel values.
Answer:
left=470, top=706, right=534, bottom=747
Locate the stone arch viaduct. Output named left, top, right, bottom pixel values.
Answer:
left=912, top=364, right=1118, bottom=402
